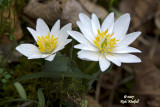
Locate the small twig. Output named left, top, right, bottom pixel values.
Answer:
left=122, top=65, right=133, bottom=74
left=138, top=36, right=150, bottom=46
left=116, top=75, right=134, bottom=87
left=95, top=74, right=103, bottom=102
left=108, top=69, right=121, bottom=107
left=149, top=34, right=159, bottom=59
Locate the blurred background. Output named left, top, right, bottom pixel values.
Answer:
left=0, top=0, right=160, bottom=107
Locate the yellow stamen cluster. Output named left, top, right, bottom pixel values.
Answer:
left=94, top=29, right=119, bottom=53
left=37, top=33, right=58, bottom=53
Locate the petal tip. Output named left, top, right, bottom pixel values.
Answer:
left=79, top=13, right=84, bottom=17
left=137, top=31, right=142, bottom=35
left=37, top=18, right=44, bottom=23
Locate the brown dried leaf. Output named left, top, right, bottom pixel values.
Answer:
left=131, top=57, right=160, bottom=106
left=119, top=0, right=159, bottom=32
left=23, top=0, right=108, bottom=28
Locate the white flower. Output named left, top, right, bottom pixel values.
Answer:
left=68, top=13, right=141, bottom=72
left=16, top=18, right=72, bottom=61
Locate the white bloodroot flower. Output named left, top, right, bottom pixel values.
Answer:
left=16, top=18, right=72, bottom=61
left=68, top=13, right=141, bottom=72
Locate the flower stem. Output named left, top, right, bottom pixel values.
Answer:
left=84, top=62, right=97, bottom=74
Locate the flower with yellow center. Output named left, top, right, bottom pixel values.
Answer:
left=68, top=13, right=142, bottom=72
left=37, top=33, right=58, bottom=53
left=94, top=29, right=119, bottom=53
left=16, top=18, right=72, bottom=61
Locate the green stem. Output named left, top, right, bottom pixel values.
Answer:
left=61, top=72, right=64, bottom=87
left=109, top=0, right=114, bottom=12
left=84, top=62, right=97, bottom=74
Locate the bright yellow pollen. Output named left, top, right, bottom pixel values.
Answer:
left=94, top=29, right=119, bottom=53
left=37, top=33, right=58, bottom=53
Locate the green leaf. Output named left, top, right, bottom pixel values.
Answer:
left=68, top=60, right=81, bottom=73
left=5, top=74, right=11, bottom=79
left=37, top=89, right=45, bottom=107
left=2, top=78, right=7, bottom=83
left=14, top=82, right=27, bottom=99
left=12, top=72, right=97, bottom=83
left=44, top=53, right=69, bottom=72
left=84, top=62, right=97, bottom=74
left=0, top=98, right=38, bottom=105
left=0, top=68, right=3, bottom=73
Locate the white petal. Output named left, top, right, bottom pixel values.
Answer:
left=112, top=13, right=130, bottom=40
left=79, top=13, right=93, bottom=33
left=53, top=46, right=64, bottom=54
left=36, top=18, right=50, bottom=36
left=67, top=31, right=91, bottom=46
left=77, top=21, right=95, bottom=44
left=45, top=54, right=56, bottom=61
left=99, top=54, right=110, bottom=72
left=58, top=23, right=72, bottom=46
left=117, top=32, right=141, bottom=46
left=52, top=39, right=71, bottom=54
left=51, top=20, right=60, bottom=38
left=91, top=14, right=101, bottom=36
left=42, top=54, right=50, bottom=58
left=101, top=12, right=114, bottom=33
left=28, top=54, right=43, bottom=59
left=115, top=53, right=141, bottom=63
left=112, top=46, right=141, bottom=53
left=77, top=50, right=100, bottom=61
left=27, top=27, right=39, bottom=41
left=16, top=44, right=42, bottom=58
left=53, top=39, right=71, bottom=54
left=105, top=53, right=121, bottom=66
left=74, top=44, right=99, bottom=51
left=63, top=39, right=72, bottom=46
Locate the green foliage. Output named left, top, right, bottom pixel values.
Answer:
left=14, top=82, right=27, bottom=99
left=0, top=98, right=38, bottom=105
left=37, top=88, right=45, bottom=107
left=12, top=71, right=97, bottom=82
left=0, top=68, right=12, bottom=83
left=0, top=52, right=99, bottom=106
left=0, top=58, right=43, bottom=107
left=44, top=53, right=83, bottom=73
left=44, top=53, right=69, bottom=72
